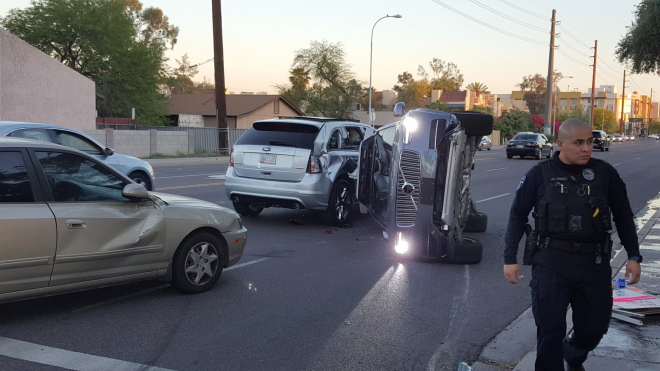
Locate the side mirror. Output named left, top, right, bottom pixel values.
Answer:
left=393, top=102, right=406, bottom=118
left=103, top=147, right=115, bottom=156
left=122, top=183, right=151, bottom=200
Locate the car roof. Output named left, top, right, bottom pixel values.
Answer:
left=0, top=136, right=71, bottom=150
left=0, top=121, right=84, bottom=135
left=254, top=117, right=368, bottom=129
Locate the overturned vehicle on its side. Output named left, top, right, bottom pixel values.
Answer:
left=357, top=103, right=493, bottom=264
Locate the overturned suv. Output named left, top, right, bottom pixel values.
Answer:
left=357, top=103, right=492, bottom=264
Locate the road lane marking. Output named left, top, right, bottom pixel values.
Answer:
left=157, top=182, right=224, bottom=191
left=474, top=157, right=494, bottom=160
left=475, top=193, right=511, bottom=203
left=157, top=173, right=223, bottom=179
left=227, top=258, right=268, bottom=271
left=208, top=175, right=226, bottom=179
left=613, top=163, right=621, bottom=166
left=486, top=167, right=507, bottom=172
left=0, top=336, right=175, bottom=371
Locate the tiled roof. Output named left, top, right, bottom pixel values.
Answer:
left=166, top=94, right=303, bottom=117
left=438, top=91, right=467, bottom=103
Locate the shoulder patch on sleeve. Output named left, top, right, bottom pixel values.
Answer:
left=517, top=175, right=526, bottom=191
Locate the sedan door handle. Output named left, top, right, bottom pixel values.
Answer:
left=65, top=219, right=86, bottom=229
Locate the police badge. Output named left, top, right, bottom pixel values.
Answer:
left=582, top=168, right=595, bottom=181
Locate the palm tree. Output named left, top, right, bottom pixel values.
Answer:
left=466, top=82, right=489, bottom=96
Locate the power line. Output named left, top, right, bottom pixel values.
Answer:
left=598, top=57, right=623, bottom=75
left=497, top=0, right=548, bottom=20
left=556, top=36, right=590, bottom=58
left=527, top=0, right=552, bottom=12
left=429, top=0, right=548, bottom=46
left=556, top=25, right=591, bottom=49
left=597, top=67, right=621, bottom=81
left=558, top=16, right=596, bottom=44
left=556, top=48, right=590, bottom=67
left=468, top=0, right=547, bottom=33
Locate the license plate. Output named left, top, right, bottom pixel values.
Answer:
left=516, top=145, right=523, bottom=148
left=259, top=154, right=277, bottom=165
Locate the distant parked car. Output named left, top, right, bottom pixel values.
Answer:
left=612, top=134, right=623, bottom=142
left=0, top=121, right=156, bottom=190
left=506, top=132, right=553, bottom=159
left=0, top=137, right=247, bottom=303
left=592, top=130, right=610, bottom=152
left=225, top=117, right=374, bottom=225
left=628, top=135, right=636, bottom=141
left=478, top=136, right=492, bottom=151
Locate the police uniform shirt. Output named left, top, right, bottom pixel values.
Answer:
left=504, top=151, right=640, bottom=265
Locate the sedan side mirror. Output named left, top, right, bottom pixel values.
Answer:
left=103, top=147, right=115, bottom=156
left=122, top=183, right=151, bottom=200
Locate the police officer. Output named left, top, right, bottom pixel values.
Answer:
left=503, top=119, right=642, bottom=371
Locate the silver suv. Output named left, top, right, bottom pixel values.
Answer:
left=225, top=117, right=374, bottom=225
left=357, top=104, right=492, bottom=264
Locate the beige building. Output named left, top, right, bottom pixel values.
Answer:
left=0, top=28, right=96, bottom=130
left=166, top=94, right=303, bottom=129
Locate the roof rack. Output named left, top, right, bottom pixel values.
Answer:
left=277, top=116, right=360, bottom=123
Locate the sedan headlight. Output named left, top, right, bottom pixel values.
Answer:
left=394, top=232, right=409, bottom=254
left=402, top=117, right=418, bottom=144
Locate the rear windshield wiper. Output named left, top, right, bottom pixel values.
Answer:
left=268, top=140, right=297, bottom=147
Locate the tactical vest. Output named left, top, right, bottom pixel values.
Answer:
left=534, top=158, right=612, bottom=242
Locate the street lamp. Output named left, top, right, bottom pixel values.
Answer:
left=553, top=76, right=573, bottom=136
left=369, top=14, right=402, bottom=127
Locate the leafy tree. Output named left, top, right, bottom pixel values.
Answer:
left=558, top=104, right=589, bottom=122
left=428, top=102, right=451, bottom=111
left=495, top=110, right=535, bottom=138
left=279, top=40, right=364, bottom=119
left=1, top=0, right=178, bottom=123
left=593, top=108, right=618, bottom=133
left=392, top=71, right=414, bottom=92
left=427, top=58, right=463, bottom=91
left=616, top=0, right=660, bottom=74
left=397, top=79, right=431, bottom=109
left=649, top=121, right=660, bottom=134
left=529, top=114, right=545, bottom=131
left=516, top=72, right=563, bottom=115
left=166, top=54, right=199, bottom=94
left=466, top=82, right=489, bottom=96
left=471, top=105, right=494, bottom=115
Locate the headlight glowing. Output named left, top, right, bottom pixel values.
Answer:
left=402, top=117, right=418, bottom=145
left=394, top=232, right=409, bottom=254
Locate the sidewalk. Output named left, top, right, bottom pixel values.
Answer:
left=146, top=156, right=229, bottom=167
left=472, top=194, right=660, bottom=371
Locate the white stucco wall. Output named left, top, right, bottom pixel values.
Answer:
left=0, top=28, right=96, bottom=130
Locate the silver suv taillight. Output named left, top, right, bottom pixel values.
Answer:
left=307, top=155, right=322, bottom=173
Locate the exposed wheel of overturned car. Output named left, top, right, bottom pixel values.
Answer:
left=443, top=237, right=483, bottom=265
left=171, top=232, right=225, bottom=294
left=463, top=212, right=488, bottom=233
left=452, top=112, right=494, bottom=137
left=233, top=201, right=264, bottom=216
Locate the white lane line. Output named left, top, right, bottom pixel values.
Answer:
left=208, top=175, right=226, bottom=179
left=157, top=173, right=223, bottom=179
left=475, top=193, right=511, bottom=203
left=474, top=157, right=494, bottom=160
left=227, top=257, right=268, bottom=271
left=486, top=167, right=507, bottom=172
left=0, top=336, right=175, bottom=371
left=613, top=163, right=621, bottom=166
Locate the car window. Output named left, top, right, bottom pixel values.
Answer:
left=343, top=126, right=364, bottom=148
left=54, top=131, right=102, bottom=155
left=328, top=129, right=342, bottom=150
left=235, top=122, right=320, bottom=150
left=0, top=152, right=34, bottom=203
left=8, top=128, right=53, bottom=143
left=36, top=152, right=129, bottom=202
left=377, top=126, right=396, bottom=146
left=512, top=134, right=537, bottom=141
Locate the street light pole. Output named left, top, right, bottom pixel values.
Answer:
left=369, top=14, right=401, bottom=127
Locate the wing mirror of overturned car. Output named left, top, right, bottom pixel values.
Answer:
left=393, top=102, right=406, bottom=118
left=103, top=147, right=115, bottom=156
left=122, top=183, right=151, bottom=201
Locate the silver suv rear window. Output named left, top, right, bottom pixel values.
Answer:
left=236, top=122, right=320, bottom=149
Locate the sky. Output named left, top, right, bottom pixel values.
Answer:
left=1, top=0, right=659, bottom=100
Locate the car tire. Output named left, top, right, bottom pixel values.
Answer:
left=487, top=147, right=491, bottom=150
left=507, top=153, right=513, bottom=159
left=323, top=179, right=353, bottom=226
left=129, top=171, right=152, bottom=191
left=605, top=147, right=609, bottom=151
left=600, top=147, right=605, bottom=152
left=233, top=201, right=263, bottom=216
left=478, top=146, right=482, bottom=151
left=452, top=112, right=493, bottom=137
left=171, top=232, right=225, bottom=294
left=463, top=212, right=487, bottom=233
left=444, top=237, right=483, bottom=265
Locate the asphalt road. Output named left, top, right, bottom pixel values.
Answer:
left=1, top=138, right=659, bottom=371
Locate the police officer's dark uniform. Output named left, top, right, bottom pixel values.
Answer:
left=504, top=151, right=641, bottom=370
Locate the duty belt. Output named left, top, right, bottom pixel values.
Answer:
left=540, top=237, right=602, bottom=254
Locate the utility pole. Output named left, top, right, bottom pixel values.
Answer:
left=212, top=0, right=228, bottom=154
left=620, top=70, right=626, bottom=135
left=544, top=9, right=557, bottom=135
left=589, top=40, right=597, bottom=127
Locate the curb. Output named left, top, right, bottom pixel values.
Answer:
left=475, top=190, right=660, bottom=370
